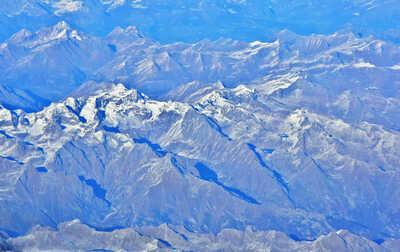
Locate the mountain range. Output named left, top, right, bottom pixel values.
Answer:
left=1, top=0, right=400, bottom=43
left=1, top=2, right=400, bottom=251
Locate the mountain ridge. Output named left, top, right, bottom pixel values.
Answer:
left=3, top=219, right=400, bottom=251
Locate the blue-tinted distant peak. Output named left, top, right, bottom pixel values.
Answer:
left=0, top=0, right=400, bottom=43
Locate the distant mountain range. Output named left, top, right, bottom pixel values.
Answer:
left=1, top=0, right=400, bottom=43
left=2, top=21, right=400, bottom=115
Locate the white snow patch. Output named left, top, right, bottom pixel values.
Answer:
left=70, top=30, right=82, bottom=41
left=233, top=84, right=253, bottom=95
left=353, top=62, right=375, bottom=68
left=258, top=74, right=300, bottom=95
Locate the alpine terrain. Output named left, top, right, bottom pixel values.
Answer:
left=0, top=1, right=400, bottom=251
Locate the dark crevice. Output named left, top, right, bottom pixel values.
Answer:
left=65, top=105, right=87, bottom=123
left=23, top=141, right=33, bottom=146
left=78, top=176, right=111, bottom=207
left=0, top=130, right=13, bottom=139
left=205, top=116, right=232, bottom=141
left=336, top=232, right=349, bottom=249
left=310, top=157, right=329, bottom=177
left=85, top=224, right=125, bottom=232
left=102, top=125, right=120, bottom=133
left=0, top=155, right=24, bottom=165
left=247, top=143, right=294, bottom=205
left=55, top=153, right=64, bottom=167
left=167, top=225, right=188, bottom=241
left=157, top=238, right=174, bottom=249
left=219, top=183, right=260, bottom=205
left=107, top=43, right=117, bottom=52
left=18, top=178, right=31, bottom=195
left=39, top=209, right=58, bottom=229
left=194, top=162, right=260, bottom=205
left=373, top=238, right=385, bottom=245
left=133, top=138, right=168, bottom=157
left=247, top=143, right=268, bottom=168
left=96, top=110, right=106, bottom=125
left=170, top=157, right=184, bottom=175
left=190, top=105, right=200, bottom=112
left=262, top=148, right=275, bottom=154
left=10, top=111, right=19, bottom=127
left=190, top=105, right=232, bottom=141
left=247, top=143, right=289, bottom=192
left=303, top=133, right=329, bottom=177
left=36, top=166, right=48, bottom=173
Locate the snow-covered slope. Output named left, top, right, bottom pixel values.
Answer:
left=1, top=83, right=400, bottom=247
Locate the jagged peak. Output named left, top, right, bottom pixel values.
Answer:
left=95, top=83, right=147, bottom=101
left=8, top=29, right=33, bottom=43
left=107, top=25, right=144, bottom=39
left=276, top=29, right=300, bottom=42
left=68, top=82, right=148, bottom=107
left=232, top=84, right=254, bottom=96
left=53, top=20, right=71, bottom=30
left=3, top=21, right=87, bottom=49
left=106, top=25, right=149, bottom=51
left=29, top=21, right=87, bottom=44
left=108, top=26, right=124, bottom=35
